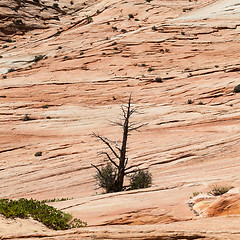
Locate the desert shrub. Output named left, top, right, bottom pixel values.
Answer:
left=128, top=14, right=134, bottom=19
left=34, top=55, right=44, bottom=62
left=23, top=114, right=34, bottom=121
left=192, top=191, right=200, bottom=197
left=8, top=68, right=15, bottom=73
left=148, top=67, right=154, bottom=72
left=34, top=151, right=42, bottom=157
left=0, top=198, right=86, bottom=230
left=208, top=185, right=232, bottom=196
left=152, top=26, right=157, bottom=31
left=41, top=197, right=73, bottom=203
left=94, top=163, right=117, bottom=193
left=234, top=84, right=240, bottom=93
left=129, top=169, right=152, bottom=190
left=155, top=77, right=162, bottom=83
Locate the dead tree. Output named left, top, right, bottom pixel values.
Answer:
left=92, top=96, right=146, bottom=192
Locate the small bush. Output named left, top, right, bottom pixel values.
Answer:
left=23, top=114, right=34, bottom=121
left=208, top=185, right=232, bottom=196
left=128, top=14, right=134, bottom=19
left=129, top=169, right=152, bottom=190
left=152, top=26, right=157, bottom=31
left=0, top=198, right=87, bottom=230
left=234, top=84, right=240, bottom=93
left=155, top=77, right=162, bottom=83
left=148, top=67, right=154, bottom=72
left=8, top=68, right=15, bottom=73
left=34, top=55, right=44, bottom=62
left=192, top=191, right=200, bottom=197
left=95, top=163, right=117, bottom=193
left=34, top=151, right=42, bottom=157
left=41, top=197, right=73, bottom=203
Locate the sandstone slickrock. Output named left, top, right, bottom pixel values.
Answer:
left=0, top=0, right=240, bottom=239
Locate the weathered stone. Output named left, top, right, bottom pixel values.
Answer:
left=0, top=0, right=240, bottom=239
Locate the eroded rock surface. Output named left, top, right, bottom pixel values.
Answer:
left=0, top=0, right=240, bottom=238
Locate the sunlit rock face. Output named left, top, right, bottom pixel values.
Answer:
left=0, top=0, right=240, bottom=239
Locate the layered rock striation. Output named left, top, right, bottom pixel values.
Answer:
left=0, top=0, right=240, bottom=238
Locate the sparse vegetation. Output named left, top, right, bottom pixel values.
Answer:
left=128, top=14, right=134, bottom=19
left=208, top=185, right=232, bottom=196
left=148, top=67, right=154, bottom=72
left=41, top=197, right=73, bottom=203
left=233, top=84, right=240, bottom=93
left=34, top=55, right=44, bottom=62
left=0, top=198, right=87, bottom=230
left=34, top=151, right=42, bottom=157
left=128, top=169, right=152, bottom=190
left=23, top=114, right=32, bottom=121
left=92, top=97, right=149, bottom=193
left=53, top=3, right=59, bottom=8
left=155, top=77, right=162, bottom=83
left=152, top=26, right=157, bottom=31
left=8, top=68, right=15, bottom=73
left=192, top=191, right=200, bottom=197
left=94, top=163, right=117, bottom=193
left=87, top=16, right=93, bottom=23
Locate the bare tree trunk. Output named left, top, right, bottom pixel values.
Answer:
left=92, top=96, right=147, bottom=193
left=114, top=97, right=131, bottom=191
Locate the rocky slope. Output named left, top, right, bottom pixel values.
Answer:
left=0, top=0, right=240, bottom=239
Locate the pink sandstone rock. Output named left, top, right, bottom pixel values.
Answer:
left=0, top=0, right=240, bottom=239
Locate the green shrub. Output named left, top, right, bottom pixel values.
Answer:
left=34, top=55, right=44, bottom=62
left=234, top=84, right=240, bottom=93
left=208, top=185, right=232, bottom=196
left=34, top=151, right=42, bottom=157
left=41, top=197, right=73, bottom=203
left=148, top=67, right=154, bottom=72
left=192, top=191, right=200, bottom=197
left=0, top=198, right=86, bottom=230
left=94, top=163, right=117, bottom=193
left=129, top=169, right=152, bottom=190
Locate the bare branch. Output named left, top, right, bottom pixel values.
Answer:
left=100, top=151, right=119, bottom=168
left=93, top=133, right=120, bottom=160
left=124, top=165, right=135, bottom=172
left=124, top=169, right=136, bottom=175
left=129, top=123, right=148, bottom=132
left=111, top=121, right=124, bottom=128
left=91, top=164, right=103, bottom=178
left=121, top=105, right=127, bottom=118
